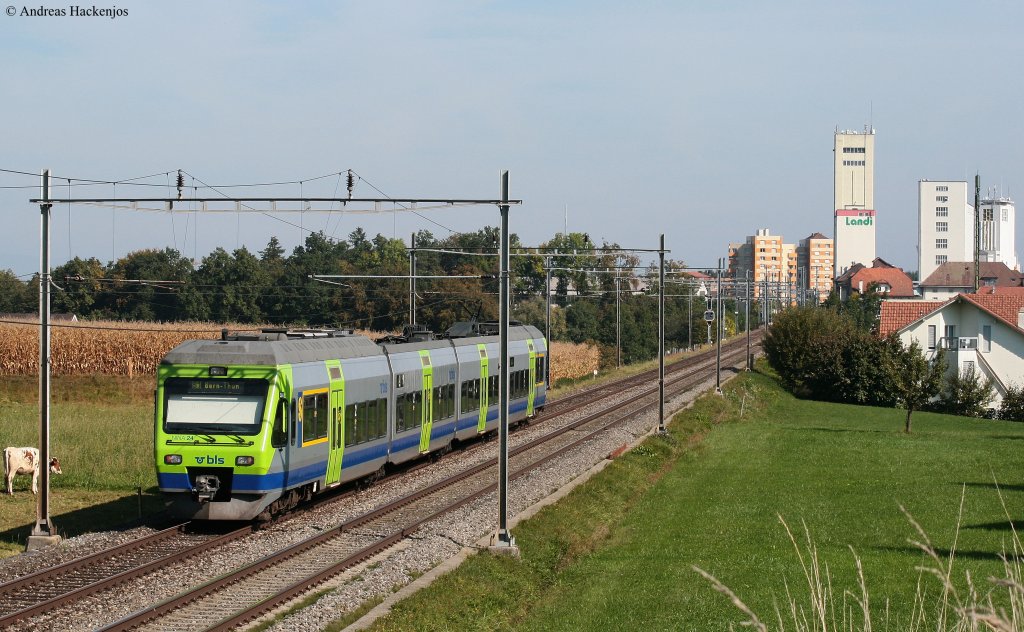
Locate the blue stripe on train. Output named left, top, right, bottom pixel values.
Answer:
left=159, top=393, right=549, bottom=493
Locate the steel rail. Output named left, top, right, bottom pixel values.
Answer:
left=0, top=524, right=252, bottom=628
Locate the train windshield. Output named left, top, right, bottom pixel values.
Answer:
left=163, top=378, right=269, bottom=435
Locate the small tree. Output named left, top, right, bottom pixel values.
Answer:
left=891, top=342, right=945, bottom=434
left=939, top=365, right=995, bottom=418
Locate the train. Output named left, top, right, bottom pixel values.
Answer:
left=154, top=321, right=547, bottom=521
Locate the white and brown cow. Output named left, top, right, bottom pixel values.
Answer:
left=3, top=447, right=62, bottom=495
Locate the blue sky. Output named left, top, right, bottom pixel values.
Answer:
left=3, top=0, right=1023, bottom=277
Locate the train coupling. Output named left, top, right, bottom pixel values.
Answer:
left=192, top=474, right=221, bottom=503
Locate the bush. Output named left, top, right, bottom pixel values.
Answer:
left=764, top=307, right=899, bottom=405
left=938, top=365, right=995, bottom=418
left=1000, top=384, right=1024, bottom=421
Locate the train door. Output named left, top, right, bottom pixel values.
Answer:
left=418, top=351, right=433, bottom=453
left=477, top=344, right=488, bottom=432
left=527, top=340, right=536, bottom=417
left=325, top=362, right=345, bottom=486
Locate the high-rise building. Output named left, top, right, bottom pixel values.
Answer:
left=796, top=232, right=834, bottom=300
left=833, top=127, right=876, bottom=276
left=728, top=228, right=806, bottom=298
left=979, top=195, right=1018, bottom=272
left=918, top=181, right=972, bottom=281
left=918, top=182, right=1019, bottom=279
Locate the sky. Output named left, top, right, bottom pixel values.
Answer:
left=3, top=0, right=1023, bottom=279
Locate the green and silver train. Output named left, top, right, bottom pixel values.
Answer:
left=155, top=322, right=547, bottom=521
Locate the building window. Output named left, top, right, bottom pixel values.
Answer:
left=936, top=222, right=948, bottom=232
left=936, top=207, right=948, bottom=216
left=937, top=185, right=948, bottom=192
left=935, top=239, right=948, bottom=249
left=936, top=196, right=948, bottom=202
left=982, top=324, right=992, bottom=353
left=927, top=325, right=936, bottom=350
left=843, top=160, right=866, bottom=166
left=935, top=255, right=947, bottom=265
left=842, top=147, right=866, bottom=154
left=1003, top=209, right=1009, bottom=221
left=984, top=209, right=994, bottom=221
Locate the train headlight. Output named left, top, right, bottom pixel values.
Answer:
left=164, top=454, right=183, bottom=465
left=235, top=455, right=255, bottom=466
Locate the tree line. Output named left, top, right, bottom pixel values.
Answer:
left=0, top=228, right=756, bottom=368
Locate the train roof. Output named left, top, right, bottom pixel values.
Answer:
left=161, top=324, right=545, bottom=367
left=161, top=330, right=384, bottom=367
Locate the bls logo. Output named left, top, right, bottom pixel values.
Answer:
left=195, top=455, right=225, bottom=465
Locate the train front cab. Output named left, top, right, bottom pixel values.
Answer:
left=155, top=363, right=290, bottom=521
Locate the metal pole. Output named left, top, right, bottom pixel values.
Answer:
left=658, top=234, right=665, bottom=433
left=408, top=232, right=415, bottom=325
left=715, top=258, right=723, bottom=394
left=30, top=168, right=58, bottom=549
left=687, top=283, right=692, bottom=351
left=615, top=275, right=621, bottom=368
left=494, top=170, right=515, bottom=550
left=545, top=256, right=551, bottom=387
left=745, top=270, right=751, bottom=371
left=403, top=231, right=411, bottom=323
left=974, top=174, right=981, bottom=293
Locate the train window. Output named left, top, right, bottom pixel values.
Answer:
left=374, top=398, right=388, bottom=439
left=535, top=356, right=545, bottom=384
left=357, top=402, right=369, bottom=444
left=303, top=393, right=326, bottom=442
left=272, top=399, right=287, bottom=448
left=396, top=395, right=406, bottom=433
left=345, top=403, right=356, bottom=447
left=396, top=374, right=405, bottom=388
left=462, top=380, right=477, bottom=413
left=291, top=400, right=297, bottom=446
left=488, top=375, right=498, bottom=402
left=447, top=384, right=455, bottom=418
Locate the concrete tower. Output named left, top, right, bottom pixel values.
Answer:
left=833, top=127, right=876, bottom=277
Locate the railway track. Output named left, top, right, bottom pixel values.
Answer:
left=1, top=333, right=761, bottom=631
left=100, top=343, right=755, bottom=631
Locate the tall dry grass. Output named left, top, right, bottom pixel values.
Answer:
left=695, top=485, right=1024, bottom=631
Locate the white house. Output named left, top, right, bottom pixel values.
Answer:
left=879, top=290, right=1024, bottom=406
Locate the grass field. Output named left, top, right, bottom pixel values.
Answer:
left=0, top=376, right=159, bottom=555
left=359, top=368, right=1024, bottom=631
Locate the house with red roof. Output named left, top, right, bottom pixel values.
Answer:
left=835, top=257, right=914, bottom=299
left=879, top=293, right=1024, bottom=407
left=918, top=262, right=1024, bottom=301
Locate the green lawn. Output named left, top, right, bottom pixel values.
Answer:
left=0, top=377, right=161, bottom=555
left=361, top=369, right=1024, bottom=631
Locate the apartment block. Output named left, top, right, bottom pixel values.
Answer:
left=796, top=232, right=834, bottom=299
left=918, top=180, right=972, bottom=281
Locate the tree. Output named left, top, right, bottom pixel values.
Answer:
left=938, top=364, right=995, bottom=418
left=0, top=269, right=35, bottom=313
left=891, top=342, right=945, bottom=434
left=51, top=257, right=106, bottom=317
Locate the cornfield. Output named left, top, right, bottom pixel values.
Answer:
left=549, top=341, right=600, bottom=383
left=0, top=318, right=600, bottom=380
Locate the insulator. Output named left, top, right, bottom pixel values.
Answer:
left=346, top=170, right=355, bottom=199
left=176, top=170, right=184, bottom=200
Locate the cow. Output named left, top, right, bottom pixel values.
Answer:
left=3, top=447, right=62, bottom=495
